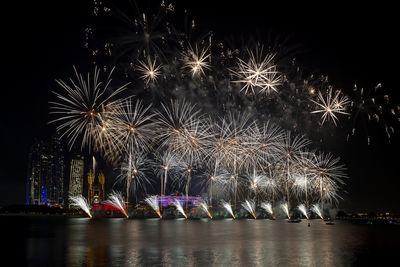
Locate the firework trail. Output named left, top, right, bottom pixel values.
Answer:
left=312, top=203, right=324, bottom=219
left=241, top=200, right=256, bottom=219
left=261, top=202, right=274, bottom=218
left=173, top=199, right=187, bottom=219
left=310, top=152, right=347, bottom=208
left=116, top=148, right=153, bottom=204
left=221, top=200, right=235, bottom=219
left=104, top=191, right=129, bottom=218
left=69, top=195, right=92, bottom=218
left=280, top=132, right=311, bottom=208
left=154, top=150, right=180, bottom=196
left=199, top=200, right=212, bottom=219
left=297, top=204, right=309, bottom=220
left=144, top=195, right=162, bottom=218
left=280, top=203, right=290, bottom=219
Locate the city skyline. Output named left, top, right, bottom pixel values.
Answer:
left=2, top=0, right=399, bottom=213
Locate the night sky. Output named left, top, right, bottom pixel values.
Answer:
left=2, top=1, right=399, bottom=212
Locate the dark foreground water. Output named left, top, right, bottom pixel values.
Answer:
left=1, top=216, right=400, bottom=266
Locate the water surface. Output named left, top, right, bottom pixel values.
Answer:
left=1, top=216, right=399, bottom=266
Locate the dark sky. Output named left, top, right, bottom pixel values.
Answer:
left=2, top=1, right=399, bottom=212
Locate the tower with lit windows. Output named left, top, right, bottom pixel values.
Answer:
left=68, top=155, right=85, bottom=199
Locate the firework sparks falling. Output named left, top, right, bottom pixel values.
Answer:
left=69, top=195, right=92, bottom=218
left=241, top=200, right=256, bottom=219
left=144, top=195, right=162, bottom=218
left=104, top=191, right=129, bottom=218
left=347, top=83, right=399, bottom=145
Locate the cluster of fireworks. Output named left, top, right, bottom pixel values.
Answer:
left=70, top=192, right=128, bottom=218
left=84, top=0, right=398, bottom=145
left=55, top=90, right=348, bottom=212
left=52, top=0, right=399, bottom=219
left=70, top=191, right=325, bottom=220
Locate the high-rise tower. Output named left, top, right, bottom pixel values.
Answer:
left=68, top=155, right=85, bottom=199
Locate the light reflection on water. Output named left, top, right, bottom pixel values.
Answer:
left=1, top=216, right=400, bottom=266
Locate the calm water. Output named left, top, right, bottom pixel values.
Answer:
left=1, top=216, right=400, bottom=266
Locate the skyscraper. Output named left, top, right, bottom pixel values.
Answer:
left=26, top=136, right=65, bottom=205
left=68, top=155, right=85, bottom=198
left=26, top=140, right=44, bottom=205
left=48, top=136, right=65, bottom=205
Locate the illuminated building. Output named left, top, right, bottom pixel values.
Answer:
left=26, top=136, right=65, bottom=205
left=26, top=140, right=43, bottom=205
left=88, top=170, right=106, bottom=204
left=68, top=155, right=85, bottom=200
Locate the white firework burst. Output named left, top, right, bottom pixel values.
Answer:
left=49, top=66, right=128, bottom=151
left=182, top=44, right=211, bottom=77
left=232, top=48, right=282, bottom=95
left=136, top=56, right=162, bottom=84
left=311, top=88, right=350, bottom=126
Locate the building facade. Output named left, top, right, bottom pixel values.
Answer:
left=68, top=155, right=85, bottom=198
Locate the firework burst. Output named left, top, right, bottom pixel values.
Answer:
left=49, top=66, right=128, bottom=151
left=182, top=43, right=211, bottom=77
left=232, top=47, right=282, bottom=96
left=136, top=56, right=163, bottom=85
left=311, top=87, right=350, bottom=126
